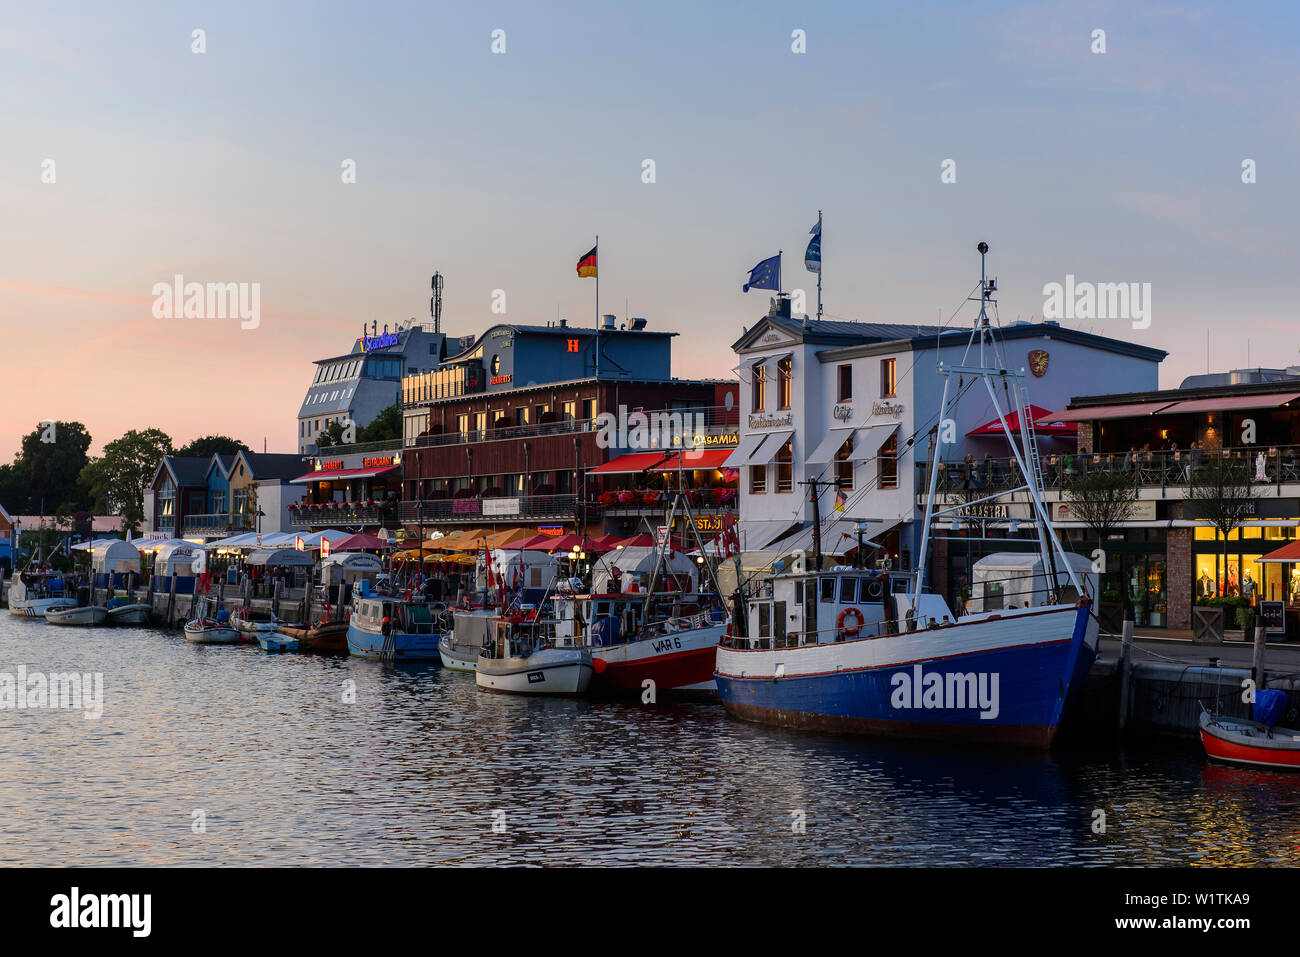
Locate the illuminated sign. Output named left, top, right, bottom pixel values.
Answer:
left=748, top=413, right=793, bottom=429
left=537, top=525, right=564, bottom=536
left=362, top=456, right=394, bottom=468
left=362, top=332, right=400, bottom=351
left=871, top=401, right=905, bottom=419
left=566, top=339, right=580, bottom=353
left=451, top=499, right=481, bottom=515
left=319, top=461, right=344, bottom=471
left=490, top=374, right=513, bottom=385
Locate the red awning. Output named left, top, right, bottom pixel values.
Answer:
left=967, top=404, right=1077, bottom=437
left=291, top=464, right=400, bottom=484
left=649, top=449, right=736, bottom=471
left=588, top=453, right=677, bottom=475
left=1037, top=401, right=1177, bottom=424
left=1154, top=393, right=1300, bottom=416
left=1258, top=541, right=1300, bottom=564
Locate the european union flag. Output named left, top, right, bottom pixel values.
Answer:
left=805, top=218, right=821, bottom=274
left=743, top=253, right=781, bottom=293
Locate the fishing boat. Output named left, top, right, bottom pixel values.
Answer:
left=106, top=597, right=151, bottom=626
left=229, top=607, right=280, bottom=638
left=441, top=606, right=489, bottom=672
left=276, top=619, right=349, bottom=655
left=184, top=599, right=240, bottom=644
left=7, top=571, right=77, bottom=618
left=347, top=595, right=445, bottom=662
left=45, top=604, right=109, bottom=626
left=259, top=632, right=300, bottom=653
left=714, top=243, right=1099, bottom=749
left=476, top=611, right=593, bottom=695
left=1200, top=692, right=1300, bottom=771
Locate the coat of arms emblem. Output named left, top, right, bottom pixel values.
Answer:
left=1028, top=349, right=1049, bottom=377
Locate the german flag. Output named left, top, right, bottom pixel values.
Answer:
left=576, top=245, right=597, bottom=278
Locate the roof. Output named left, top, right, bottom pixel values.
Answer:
left=441, top=322, right=674, bottom=365
left=291, top=463, right=399, bottom=484
left=1056, top=378, right=1300, bottom=415
left=734, top=315, right=1168, bottom=364
left=239, top=451, right=311, bottom=482
left=154, top=456, right=211, bottom=488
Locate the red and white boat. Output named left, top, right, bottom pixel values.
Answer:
left=1199, top=711, right=1300, bottom=771
left=552, top=590, right=728, bottom=696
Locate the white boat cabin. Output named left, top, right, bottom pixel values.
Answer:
left=550, top=592, right=713, bottom=647
left=351, top=596, right=441, bottom=635
left=738, top=567, right=955, bottom=650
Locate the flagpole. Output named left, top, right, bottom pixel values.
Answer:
left=817, top=210, right=823, bottom=322
left=594, top=233, right=600, bottom=379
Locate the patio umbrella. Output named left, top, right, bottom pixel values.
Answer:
left=332, top=532, right=392, bottom=551
left=612, top=534, right=655, bottom=549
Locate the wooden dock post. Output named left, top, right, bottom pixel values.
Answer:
left=166, top=574, right=177, bottom=629
left=1252, top=623, right=1267, bottom=692
left=1118, top=614, right=1135, bottom=730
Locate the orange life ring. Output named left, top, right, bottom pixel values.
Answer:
left=837, top=606, right=865, bottom=638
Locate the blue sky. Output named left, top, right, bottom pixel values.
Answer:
left=1, top=0, right=1296, bottom=455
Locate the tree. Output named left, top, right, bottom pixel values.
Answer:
left=79, top=428, right=174, bottom=532
left=1185, top=453, right=1256, bottom=597
left=17, top=420, right=93, bottom=514
left=176, top=434, right=249, bottom=458
left=315, top=421, right=348, bottom=448
left=1064, top=470, right=1140, bottom=564
left=356, top=404, right=401, bottom=444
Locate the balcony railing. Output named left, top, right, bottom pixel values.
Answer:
left=400, top=495, right=581, bottom=524
left=307, top=438, right=402, bottom=457
left=404, top=404, right=740, bottom=451
left=289, top=502, right=398, bottom=527
left=182, top=513, right=255, bottom=534
left=918, top=444, right=1300, bottom=498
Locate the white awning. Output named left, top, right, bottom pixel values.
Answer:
left=722, top=432, right=770, bottom=468
left=806, top=427, right=855, bottom=465
left=750, top=430, right=794, bottom=465
left=848, top=423, right=899, bottom=460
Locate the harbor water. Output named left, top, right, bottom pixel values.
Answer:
left=0, top=614, right=1295, bottom=867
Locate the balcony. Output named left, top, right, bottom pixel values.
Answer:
left=289, top=501, right=398, bottom=528
left=918, top=443, right=1300, bottom=501
left=182, top=513, right=255, bottom=537
left=399, top=495, right=582, bottom=525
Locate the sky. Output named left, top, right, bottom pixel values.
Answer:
left=1, top=0, right=1297, bottom=460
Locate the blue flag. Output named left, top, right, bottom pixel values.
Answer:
left=743, top=253, right=781, bottom=293
left=805, top=218, right=821, bottom=274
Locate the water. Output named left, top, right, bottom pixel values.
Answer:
left=0, top=614, right=1294, bottom=867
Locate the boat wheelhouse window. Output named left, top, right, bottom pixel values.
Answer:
left=819, top=577, right=836, bottom=602
left=595, top=601, right=611, bottom=616
left=794, top=580, right=803, bottom=604
left=774, top=601, right=786, bottom=642
left=985, top=582, right=1004, bottom=610
left=861, top=577, right=884, bottom=601
left=840, top=577, right=858, bottom=603
left=757, top=603, right=771, bottom=637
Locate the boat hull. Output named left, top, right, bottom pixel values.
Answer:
left=107, top=604, right=151, bottom=626
left=10, top=597, right=77, bottom=618
left=347, top=621, right=443, bottom=662
left=438, top=635, right=479, bottom=672
left=1199, top=712, right=1300, bottom=771
left=45, top=606, right=109, bottom=626
left=277, top=621, right=349, bottom=655
left=714, top=604, right=1095, bottom=748
left=259, top=633, right=300, bottom=653
left=589, top=622, right=725, bottom=696
left=185, top=625, right=241, bottom=644
left=476, top=648, right=593, bottom=695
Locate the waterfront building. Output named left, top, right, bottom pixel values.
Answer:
left=146, top=451, right=305, bottom=541
left=288, top=442, right=403, bottom=535
left=298, top=319, right=447, bottom=454
left=400, top=316, right=737, bottom=541
left=727, top=295, right=1165, bottom=576
left=1000, top=368, right=1300, bottom=634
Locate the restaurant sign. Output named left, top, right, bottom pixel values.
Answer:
left=748, top=413, right=793, bottom=429
left=482, top=498, right=520, bottom=517
left=319, top=461, right=344, bottom=471
left=362, top=456, right=394, bottom=468
left=871, top=401, right=905, bottom=419
left=451, top=499, right=481, bottom=515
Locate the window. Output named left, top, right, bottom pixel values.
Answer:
left=775, top=439, right=793, bottom=493
left=878, top=432, right=898, bottom=489
left=777, top=357, right=792, bottom=410
left=838, top=364, right=853, bottom=402
left=457, top=414, right=469, bottom=441
left=582, top=398, right=597, bottom=424
left=840, top=577, right=858, bottom=603
left=881, top=357, right=897, bottom=398
left=474, top=411, right=487, bottom=440
left=749, top=464, right=767, bottom=494
left=758, top=603, right=771, bottom=638
left=562, top=400, right=577, bottom=423
left=835, top=436, right=854, bottom=491
left=752, top=363, right=766, bottom=413
left=820, top=578, right=836, bottom=603
left=516, top=407, right=529, bottom=426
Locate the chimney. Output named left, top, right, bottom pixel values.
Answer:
left=602, top=314, right=616, bottom=330
left=558, top=318, right=568, bottom=328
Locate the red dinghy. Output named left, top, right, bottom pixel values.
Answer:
left=1199, top=711, right=1300, bottom=771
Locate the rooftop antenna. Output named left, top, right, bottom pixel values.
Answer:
left=430, top=272, right=444, bottom=334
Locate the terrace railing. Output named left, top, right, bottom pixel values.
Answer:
left=918, top=444, right=1300, bottom=499
left=289, top=502, right=399, bottom=527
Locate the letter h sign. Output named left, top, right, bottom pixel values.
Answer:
left=566, top=338, right=580, bottom=353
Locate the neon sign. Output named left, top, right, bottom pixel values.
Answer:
left=362, top=332, right=400, bottom=351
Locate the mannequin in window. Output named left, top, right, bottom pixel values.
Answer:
left=1240, top=570, right=1256, bottom=599
left=1197, top=571, right=1215, bottom=598
left=1226, top=568, right=1239, bottom=597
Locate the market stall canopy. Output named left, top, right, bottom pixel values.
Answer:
left=967, top=404, right=1077, bottom=437
left=429, top=528, right=490, bottom=551
left=290, top=464, right=400, bottom=484
left=1257, top=541, right=1300, bottom=563
left=257, top=531, right=299, bottom=547
left=520, top=533, right=571, bottom=551
left=245, top=548, right=315, bottom=567
left=91, top=539, right=140, bottom=571
left=482, top=527, right=533, bottom=550
left=611, top=534, right=655, bottom=550
left=298, top=529, right=350, bottom=548
left=529, top=533, right=582, bottom=554
left=207, top=532, right=264, bottom=549
left=71, top=538, right=115, bottom=551
left=585, top=534, right=624, bottom=552
left=331, top=532, right=393, bottom=551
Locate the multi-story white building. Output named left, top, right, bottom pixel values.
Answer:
left=726, top=298, right=1166, bottom=572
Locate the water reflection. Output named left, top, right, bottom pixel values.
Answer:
left=0, top=616, right=1294, bottom=865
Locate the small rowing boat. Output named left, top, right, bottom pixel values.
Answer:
left=276, top=619, right=349, bottom=655
left=45, top=605, right=109, bottom=626
left=259, top=632, right=300, bottom=653
left=1200, top=693, right=1300, bottom=771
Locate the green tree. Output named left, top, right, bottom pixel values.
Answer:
left=176, top=434, right=250, bottom=458
left=315, top=421, right=348, bottom=448
left=356, top=404, right=401, bottom=444
left=1185, top=454, right=1256, bottom=598
left=17, top=420, right=92, bottom=513
left=79, top=428, right=175, bottom=532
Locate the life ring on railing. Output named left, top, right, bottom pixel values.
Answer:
left=837, top=606, right=865, bottom=639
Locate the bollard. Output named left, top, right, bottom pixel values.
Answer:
left=1252, top=624, right=1267, bottom=691
left=1118, top=616, right=1135, bottom=730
